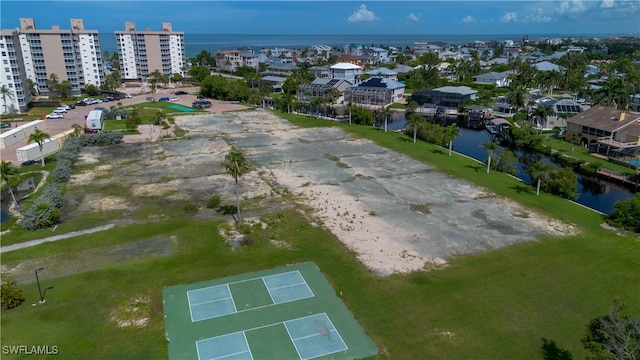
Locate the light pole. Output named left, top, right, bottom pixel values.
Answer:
left=35, top=267, right=44, bottom=303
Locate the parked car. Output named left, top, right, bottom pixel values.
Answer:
left=158, top=97, right=170, bottom=102
left=75, top=101, right=87, bottom=106
left=125, top=94, right=133, bottom=99
left=20, top=160, right=38, bottom=167
left=146, top=97, right=156, bottom=102
left=174, top=90, right=188, bottom=95
left=170, top=97, right=179, bottom=102
left=46, top=113, right=64, bottom=119
left=59, top=105, right=72, bottom=110
left=104, top=96, right=115, bottom=102
left=53, top=108, right=67, bottom=114
left=192, top=100, right=212, bottom=109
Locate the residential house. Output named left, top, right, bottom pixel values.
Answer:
left=411, top=86, right=477, bottom=109
left=216, top=49, right=259, bottom=72
left=335, top=54, right=363, bottom=67
left=534, top=61, right=564, bottom=72
left=629, top=94, right=640, bottom=112
left=343, top=77, right=405, bottom=109
left=308, top=65, right=330, bottom=79
left=343, top=43, right=363, bottom=56
left=262, top=62, right=298, bottom=77
left=261, top=76, right=287, bottom=93
left=565, top=106, right=640, bottom=156
left=330, top=63, right=362, bottom=84
left=362, top=47, right=389, bottom=63
left=298, top=78, right=351, bottom=102
left=364, top=67, right=398, bottom=81
left=472, top=71, right=513, bottom=87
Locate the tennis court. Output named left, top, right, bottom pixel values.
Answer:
left=168, top=104, right=197, bottom=112
left=163, top=262, right=377, bottom=360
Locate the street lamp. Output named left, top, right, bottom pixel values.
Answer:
left=35, top=268, right=44, bottom=303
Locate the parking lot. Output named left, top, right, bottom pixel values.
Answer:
left=0, top=87, right=247, bottom=164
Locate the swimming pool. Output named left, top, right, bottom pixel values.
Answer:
left=627, top=159, right=640, bottom=166
left=168, top=104, right=196, bottom=112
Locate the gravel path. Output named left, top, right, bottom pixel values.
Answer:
left=0, top=224, right=115, bottom=253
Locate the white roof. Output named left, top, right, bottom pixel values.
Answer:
left=330, top=62, right=362, bottom=70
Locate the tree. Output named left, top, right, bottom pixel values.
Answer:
left=526, top=160, right=555, bottom=195
left=147, top=69, right=169, bottom=93
left=379, top=106, right=392, bottom=133
left=0, top=84, right=14, bottom=114
left=533, top=104, right=556, bottom=130
left=45, top=73, right=59, bottom=98
left=407, top=114, right=423, bottom=143
left=481, top=141, right=500, bottom=174
left=221, top=148, right=251, bottom=223
left=57, top=80, right=72, bottom=98
left=607, top=193, right=640, bottom=233
left=85, top=84, right=100, bottom=96
left=28, top=129, right=51, bottom=167
left=188, top=66, right=211, bottom=83
left=1, top=279, right=25, bottom=310
left=0, top=160, right=21, bottom=206
left=171, top=73, right=183, bottom=84
left=442, top=123, right=459, bottom=156
left=582, top=299, right=640, bottom=360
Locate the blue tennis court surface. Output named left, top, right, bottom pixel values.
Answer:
left=188, top=270, right=314, bottom=322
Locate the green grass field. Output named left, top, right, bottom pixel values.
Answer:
left=1, top=111, right=638, bottom=359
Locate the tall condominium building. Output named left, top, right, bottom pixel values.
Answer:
left=0, top=18, right=105, bottom=113
left=116, top=22, right=185, bottom=82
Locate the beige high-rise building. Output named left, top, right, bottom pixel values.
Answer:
left=0, top=18, right=104, bottom=113
left=115, top=22, right=185, bottom=82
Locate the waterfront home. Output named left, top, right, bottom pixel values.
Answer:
left=565, top=106, right=640, bottom=154
left=298, top=78, right=351, bottom=102
left=534, top=61, right=565, bottom=72
left=411, top=86, right=477, bottom=109
left=343, top=77, right=405, bottom=109
left=215, top=49, right=259, bottom=72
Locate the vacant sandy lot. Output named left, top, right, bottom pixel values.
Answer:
left=10, top=109, right=577, bottom=279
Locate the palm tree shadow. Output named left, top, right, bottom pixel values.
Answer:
left=510, top=184, right=534, bottom=194
left=217, top=205, right=238, bottom=222
left=465, top=164, right=483, bottom=172
left=431, top=149, right=445, bottom=155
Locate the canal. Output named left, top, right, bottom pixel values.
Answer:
left=379, top=112, right=636, bottom=215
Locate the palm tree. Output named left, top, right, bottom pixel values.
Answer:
left=526, top=161, right=555, bottom=195
left=0, top=160, right=21, bottom=206
left=0, top=85, right=14, bottom=115
left=481, top=141, right=500, bottom=174
left=407, top=114, right=423, bottom=143
left=221, top=148, right=251, bottom=223
left=379, top=106, right=392, bottom=133
left=28, top=129, right=51, bottom=167
left=442, top=124, right=459, bottom=156
left=533, top=104, right=556, bottom=130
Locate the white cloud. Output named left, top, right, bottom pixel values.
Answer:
left=407, top=13, right=420, bottom=23
left=524, top=8, right=551, bottom=23
left=601, top=0, right=615, bottom=8
left=557, top=0, right=587, bottom=16
left=348, top=4, right=378, bottom=23
left=500, top=12, right=518, bottom=22
left=461, top=15, right=476, bottom=23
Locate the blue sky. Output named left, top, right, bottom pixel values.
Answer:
left=2, top=1, right=639, bottom=36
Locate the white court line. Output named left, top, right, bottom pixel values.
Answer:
left=190, top=296, right=233, bottom=308
left=196, top=331, right=252, bottom=360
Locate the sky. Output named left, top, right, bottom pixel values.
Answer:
left=1, top=1, right=639, bottom=36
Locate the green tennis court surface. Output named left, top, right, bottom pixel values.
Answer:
left=163, top=262, right=377, bottom=360
left=168, top=104, right=196, bottom=112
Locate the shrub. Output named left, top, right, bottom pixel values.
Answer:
left=607, top=193, right=640, bottom=233
left=207, top=193, right=222, bottom=209
left=1, top=279, right=25, bottom=310
left=21, top=204, right=60, bottom=230
left=183, top=203, right=199, bottom=214
left=36, top=183, right=63, bottom=208
left=52, top=158, right=73, bottom=183
left=80, top=132, right=124, bottom=147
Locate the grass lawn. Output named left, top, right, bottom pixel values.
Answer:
left=1, top=111, right=639, bottom=359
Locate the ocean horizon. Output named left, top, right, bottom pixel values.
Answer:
left=99, top=33, right=630, bottom=59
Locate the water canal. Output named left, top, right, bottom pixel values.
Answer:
left=379, top=112, right=636, bottom=215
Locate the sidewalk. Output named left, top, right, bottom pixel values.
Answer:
left=0, top=224, right=115, bottom=253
